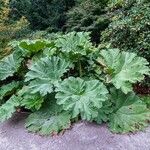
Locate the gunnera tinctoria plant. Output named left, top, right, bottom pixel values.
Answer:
left=0, top=32, right=149, bottom=135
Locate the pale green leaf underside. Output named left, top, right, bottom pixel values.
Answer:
left=109, top=89, right=150, bottom=133
left=56, top=77, right=108, bottom=121
left=25, top=56, right=71, bottom=96
left=100, top=49, right=150, bottom=94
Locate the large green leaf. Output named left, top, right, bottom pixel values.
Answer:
left=19, top=40, right=53, bottom=56
left=18, top=87, right=44, bottom=111
left=25, top=95, right=71, bottom=135
left=56, top=77, right=108, bottom=121
left=0, top=81, right=20, bottom=101
left=26, top=80, right=54, bottom=96
left=0, top=53, right=23, bottom=80
left=99, top=49, right=150, bottom=93
left=94, top=100, right=113, bottom=124
left=0, top=95, right=20, bottom=122
left=55, top=32, right=93, bottom=55
left=25, top=56, right=72, bottom=96
left=108, top=89, right=150, bottom=133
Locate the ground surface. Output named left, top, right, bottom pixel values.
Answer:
left=0, top=113, right=150, bottom=150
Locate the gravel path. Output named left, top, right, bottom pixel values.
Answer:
left=0, top=113, right=150, bottom=150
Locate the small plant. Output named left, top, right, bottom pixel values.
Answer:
left=0, top=32, right=149, bottom=135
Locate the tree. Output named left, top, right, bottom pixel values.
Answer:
left=65, top=0, right=109, bottom=43
left=9, top=0, right=75, bottom=31
left=0, top=0, right=29, bottom=59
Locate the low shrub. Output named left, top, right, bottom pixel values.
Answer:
left=101, top=0, right=150, bottom=86
left=65, top=0, right=110, bottom=43
left=101, top=1, right=150, bottom=62
left=0, top=32, right=149, bottom=135
left=9, top=0, right=76, bottom=31
left=0, top=32, right=150, bottom=135
left=0, top=0, right=31, bottom=59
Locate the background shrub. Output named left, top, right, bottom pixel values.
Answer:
left=9, top=0, right=75, bottom=31
left=65, top=0, right=109, bottom=43
left=0, top=0, right=31, bottom=59
left=101, top=0, right=150, bottom=62
left=101, top=0, right=150, bottom=86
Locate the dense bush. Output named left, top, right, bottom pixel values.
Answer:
left=9, top=0, right=110, bottom=42
left=0, top=0, right=30, bottom=59
left=0, top=32, right=149, bottom=135
left=65, top=0, right=109, bottom=43
left=0, top=0, right=150, bottom=136
left=101, top=0, right=150, bottom=86
left=101, top=0, right=150, bottom=62
left=9, top=0, right=75, bottom=31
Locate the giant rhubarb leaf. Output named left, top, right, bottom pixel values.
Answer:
left=19, top=39, right=53, bottom=56
left=94, top=100, right=113, bottom=124
left=56, top=77, right=108, bottom=121
left=108, top=89, right=150, bottom=133
left=25, top=56, right=71, bottom=96
left=0, top=81, right=20, bottom=101
left=18, top=87, right=44, bottom=111
left=99, top=49, right=149, bottom=94
left=25, top=95, right=71, bottom=135
left=55, top=32, right=93, bottom=55
left=0, top=53, right=23, bottom=80
left=0, top=95, right=20, bottom=122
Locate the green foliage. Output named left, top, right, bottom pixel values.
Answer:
left=18, top=87, right=44, bottom=111
left=98, top=49, right=149, bottom=94
left=8, top=0, right=109, bottom=41
left=0, top=32, right=149, bottom=135
left=55, top=32, right=93, bottom=55
left=94, top=100, right=113, bottom=124
left=0, top=53, right=23, bottom=80
left=102, top=1, right=150, bottom=62
left=0, top=95, right=20, bottom=122
left=25, top=96, right=71, bottom=135
left=19, top=40, right=52, bottom=56
left=0, top=81, right=20, bottom=101
left=21, top=94, right=43, bottom=111
left=142, top=95, right=150, bottom=109
left=9, top=0, right=75, bottom=31
left=56, top=77, right=108, bottom=120
left=65, top=0, right=109, bottom=43
left=101, top=0, right=150, bottom=86
left=108, top=89, right=150, bottom=133
left=107, top=0, right=134, bottom=9
left=25, top=56, right=72, bottom=96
